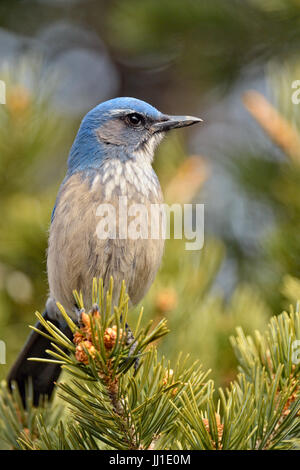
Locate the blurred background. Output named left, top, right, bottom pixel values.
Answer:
left=1, top=0, right=300, bottom=389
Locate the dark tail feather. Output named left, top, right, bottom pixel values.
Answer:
left=7, top=310, right=72, bottom=407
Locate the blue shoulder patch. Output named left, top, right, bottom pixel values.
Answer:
left=51, top=175, right=69, bottom=224
left=51, top=202, right=56, bottom=224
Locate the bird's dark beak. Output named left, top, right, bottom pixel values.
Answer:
left=151, top=115, right=203, bottom=133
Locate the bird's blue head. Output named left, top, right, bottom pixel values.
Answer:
left=67, top=97, right=202, bottom=174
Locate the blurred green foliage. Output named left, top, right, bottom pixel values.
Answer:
left=223, top=65, right=300, bottom=311
left=0, top=61, right=76, bottom=374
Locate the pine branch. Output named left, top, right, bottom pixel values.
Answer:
left=1, top=278, right=298, bottom=450
left=0, top=380, right=63, bottom=450
left=173, top=307, right=299, bottom=450
left=23, top=277, right=210, bottom=450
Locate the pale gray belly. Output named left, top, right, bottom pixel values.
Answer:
left=47, top=173, right=164, bottom=319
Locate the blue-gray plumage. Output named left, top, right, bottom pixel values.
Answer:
left=8, top=97, right=202, bottom=405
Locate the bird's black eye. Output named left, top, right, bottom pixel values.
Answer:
left=126, top=113, right=145, bottom=127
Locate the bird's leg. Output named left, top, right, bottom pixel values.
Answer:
left=74, top=306, right=84, bottom=327
left=121, top=316, right=140, bottom=371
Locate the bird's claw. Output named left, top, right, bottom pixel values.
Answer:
left=125, top=322, right=140, bottom=371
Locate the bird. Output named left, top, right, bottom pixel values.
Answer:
left=8, top=97, right=202, bottom=405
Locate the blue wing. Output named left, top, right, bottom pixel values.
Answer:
left=51, top=175, right=70, bottom=224
left=51, top=203, right=57, bottom=224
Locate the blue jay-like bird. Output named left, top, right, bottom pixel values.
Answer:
left=8, top=97, right=201, bottom=405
